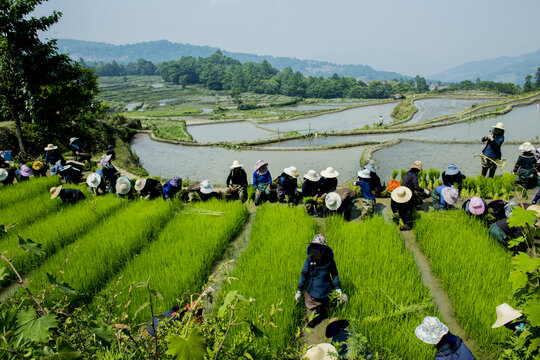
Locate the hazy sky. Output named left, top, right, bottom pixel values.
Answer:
left=33, top=0, right=540, bottom=76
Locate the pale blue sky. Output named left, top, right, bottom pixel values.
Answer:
left=34, top=0, right=540, bottom=76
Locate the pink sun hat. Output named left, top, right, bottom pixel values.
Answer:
left=469, top=197, right=485, bottom=215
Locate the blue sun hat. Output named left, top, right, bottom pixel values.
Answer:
left=446, top=164, right=460, bottom=176
left=364, top=162, right=376, bottom=173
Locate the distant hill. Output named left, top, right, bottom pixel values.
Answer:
left=431, top=49, right=540, bottom=85
left=56, top=39, right=406, bottom=81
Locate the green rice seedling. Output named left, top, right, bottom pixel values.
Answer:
left=0, top=195, right=126, bottom=288
left=0, top=176, right=60, bottom=209
left=326, top=216, right=437, bottom=360
left=220, top=204, right=317, bottom=357
left=414, top=212, right=513, bottom=355
left=391, top=169, right=399, bottom=180
left=101, top=200, right=248, bottom=321
left=400, top=168, right=407, bottom=181
left=27, top=200, right=174, bottom=299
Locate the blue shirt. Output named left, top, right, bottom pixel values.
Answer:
left=482, top=134, right=504, bottom=159
left=354, top=178, right=375, bottom=200
left=435, top=185, right=450, bottom=210
left=253, top=171, right=271, bottom=187
left=163, top=179, right=181, bottom=199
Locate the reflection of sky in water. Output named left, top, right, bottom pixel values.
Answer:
left=187, top=122, right=275, bottom=143
left=409, top=98, right=490, bottom=124
left=131, top=133, right=365, bottom=183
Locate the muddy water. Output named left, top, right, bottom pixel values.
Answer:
left=260, top=102, right=397, bottom=133
left=130, top=133, right=365, bottom=183
left=373, top=141, right=523, bottom=181
left=187, top=122, right=275, bottom=143
left=409, top=98, right=490, bottom=124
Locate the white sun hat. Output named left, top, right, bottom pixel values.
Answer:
left=303, top=170, right=320, bottom=182
left=320, top=167, right=339, bottom=178
left=230, top=160, right=243, bottom=169
left=303, top=343, right=338, bottom=360
left=0, top=168, right=8, bottom=181
left=519, top=142, right=535, bottom=154
left=200, top=180, right=214, bottom=194
left=492, top=303, right=522, bottom=328
left=357, top=169, right=371, bottom=179
left=391, top=186, right=413, bottom=203
left=284, top=166, right=299, bottom=178
left=493, top=122, right=505, bottom=130
left=415, top=316, right=449, bottom=344
left=116, top=177, right=132, bottom=195
left=44, top=143, right=58, bottom=151
left=134, top=179, right=146, bottom=192
left=364, top=162, right=376, bottom=173
left=86, top=173, right=101, bottom=188
left=325, top=192, right=342, bottom=211
left=50, top=186, right=63, bottom=200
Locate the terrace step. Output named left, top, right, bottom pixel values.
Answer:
left=401, top=230, right=479, bottom=355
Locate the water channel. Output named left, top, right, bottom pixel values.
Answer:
left=409, top=98, right=490, bottom=124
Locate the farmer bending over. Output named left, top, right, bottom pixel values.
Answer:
left=50, top=186, right=86, bottom=205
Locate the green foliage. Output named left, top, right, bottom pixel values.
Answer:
left=16, top=309, right=58, bottom=343
left=391, top=98, right=417, bottom=121
left=391, top=169, right=399, bottom=180
left=414, top=212, right=514, bottom=355
left=165, top=332, right=206, bottom=360
left=327, top=216, right=436, bottom=360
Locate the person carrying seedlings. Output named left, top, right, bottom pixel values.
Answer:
left=14, top=165, right=33, bottom=182
left=402, top=161, right=430, bottom=208
left=44, top=143, right=65, bottom=166
left=68, top=137, right=91, bottom=162
left=187, top=180, right=216, bottom=202
left=86, top=172, right=106, bottom=196
left=225, top=160, right=248, bottom=202
left=277, top=166, right=300, bottom=204
left=163, top=176, right=182, bottom=200
left=302, top=170, right=323, bottom=215
left=134, top=178, right=164, bottom=200
left=364, top=162, right=385, bottom=196
left=442, top=164, right=466, bottom=192
left=461, top=196, right=488, bottom=219
left=355, top=169, right=376, bottom=219
left=116, top=177, right=133, bottom=199
left=415, top=316, right=474, bottom=360
left=50, top=186, right=86, bottom=205
left=100, top=154, right=118, bottom=193
left=295, top=234, right=347, bottom=328
left=391, top=186, right=415, bottom=230
left=513, top=142, right=538, bottom=189
left=481, top=122, right=505, bottom=178
left=0, top=168, right=16, bottom=185
left=32, top=161, right=48, bottom=177
left=325, top=189, right=356, bottom=220
left=253, top=160, right=272, bottom=205
left=431, top=185, right=459, bottom=211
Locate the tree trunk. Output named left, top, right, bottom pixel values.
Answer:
left=7, top=104, right=26, bottom=154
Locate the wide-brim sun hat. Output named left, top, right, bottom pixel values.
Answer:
left=320, top=167, right=339, bottom=178
left=310, top=234, right=326, bottom=246
left=284, top=166, right=299, bottom=178
left=415, top=316, right=449, bottom=344
left=116, top=178, right=132, bottom=195
left=86, top=173, right=101, bottom=188
left=200, top=180, right=214, bottom=194
left=69, top=137, right=79, bottom=144
left=519, top=142, right=535, bottom=154
left=0, top=168, right=8, bottom=181
left=303, top=343, right=338, bottom=360
left=493, top=122, right=505, bottom=130
left=445, top=164, right=460, bottom=176
left=357, top=169, right=371, bottom=179
left=44, top=143, right=58, bottom=151
left=469, top=197, right=485, bottom=215
left=391, top=186, right=413, bottom=203
left=325, top=192, right=342, bottom=211
left=492, top=303, right=522, bottom=328
left=100, top=154, right=113, bottom=167
left=442, top=187, right=459, bottom=205
left=20, top=165, right=33, bottom=177
left=364, top=162, right=376, bottom=173
left=134, top=179, right=146, bottom=192
left=410, top=160, right=423, bottom=170
left=254, top=160, right=268, bottom=172
left=50, top=186, right=63, bottom=199
left=325, top=318, right=350, bottom=338
left=230, top=160, right=243, bottom=169
left=32, top=161, right=44, bottom=171
left=303, top=170, right=320, bottom=182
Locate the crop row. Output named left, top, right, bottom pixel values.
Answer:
left=414, top=212, right=513, bottom=356
left=0, top=195, right=126, bottom=288
left=221, top=204, right=318, bottom=358
left=101, top=199, right=248, bottom=321
left=326, top=216, right=437, bottom=360
left=27, top=199, right=174, bottom=300
left=0, top=176, right=60, bottom=209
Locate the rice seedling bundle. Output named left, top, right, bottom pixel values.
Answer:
left=414, top=212, right=513, bottom=354
left=104, top=199, right=248, bottom=321
left=0, top=176, right=60, bottom=209
left=27, top=200, right=174, bottom=298
left=326, top=216, right=436, bottom=360
left=221, top=204, right=317, bottom=356
left=0, top=195, right=126, bottom=288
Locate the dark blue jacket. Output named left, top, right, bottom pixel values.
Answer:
left=45, top=150, right=65, bottom=166
left=319, top=177, right=338, bottom=194
left=253, top=171, right=271, bottom=187
left=354, top=178, right=375, bottom=200
left=59, top=189, right=86, bottom=204
left=482, top=134, right=504, bottom=159
left=435, top=333, right=475, bottom=360
left=163, top=179, right=181, bottom=199
left=402, top=170, right=425, bottom=193
left=302, top=179, right=321, bottom=197
left=297, top=251, right=341, bottom=299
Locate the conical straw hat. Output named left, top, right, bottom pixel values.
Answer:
left=492, top=303, right=522, bottom=328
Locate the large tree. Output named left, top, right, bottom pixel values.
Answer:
left=0, top=0, right=99, bottom=155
